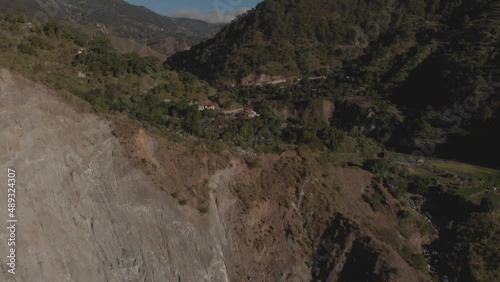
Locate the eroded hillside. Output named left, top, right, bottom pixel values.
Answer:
left=0, top=68, right=438, bottom=281
left=0, top=69, right=232, bottom=281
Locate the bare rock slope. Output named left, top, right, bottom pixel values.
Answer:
left=0, top=69, right=230, bottom=281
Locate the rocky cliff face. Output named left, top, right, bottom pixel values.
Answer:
left=0, top=69, right=230, bottom=281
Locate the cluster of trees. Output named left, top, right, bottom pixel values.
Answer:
left=42, top=21, right=88, bottom=47
left=412, top=176, right=500, bottom=281
left=72, top=37, right=161, bottom=77
left=0, top=16, right=87, bottom=55
left=362, top=158, right=499, bottom=281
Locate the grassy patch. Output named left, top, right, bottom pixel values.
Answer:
left=397, top=209, right=434, bottom=239
left=426, top=159, right=500, bottom=209
left=399, top=246, right=428, bottom=274
left=362, top=189, right=386, bottom=212
left=427, top=159, right=500, bottom=185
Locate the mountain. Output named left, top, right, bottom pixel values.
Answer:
left=0, top=0, right=222, bottom=56
left=166, top=0, right=495, bottom=84
left=166, top=0, right=499, bottom=166
left=1, top=3, right=499, bottom=281
left=166, top=0, right=410, bottom=84
left=173, top=17, right=227, bottom=36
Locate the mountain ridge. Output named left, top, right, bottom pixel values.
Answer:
left=0, top=0, right=223, bottom=56
left=166, top=0, right=496, bottom=84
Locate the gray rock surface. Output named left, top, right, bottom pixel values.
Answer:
left=0, top=69, right=230, bottom=282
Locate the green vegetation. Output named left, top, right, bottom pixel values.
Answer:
left=397, top=208, right=434, bottom=239
left=1, top=14, right=372, bottom=155
left=400, top=246, right=428, bottom=273
left=72, top=37, right=161, bottom=77
left=244, top=157, right=259, bottom=168
left=442, top=213, right=500, bottom=281
left=168, top=0, right=495, bottom=83
left=424, top=159, right=500, bottom=209
left=363, top=159, right=397, bottom=182
left=362, top=189, right=387, bottom=212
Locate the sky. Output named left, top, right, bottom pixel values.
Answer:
left=124, top=0, right=262, bottom=23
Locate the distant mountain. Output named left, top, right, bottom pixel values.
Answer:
left=173, top=17, right=227, bottom=36
left=0, top=0, right=222, bottom=56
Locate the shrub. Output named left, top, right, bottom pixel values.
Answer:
left=363, top=159, right=396, bottom=182
left=400, top=247, right=428, bottom=273
left=197, top=205, right=209, bottom=214
left=397, top=210, right=411, bottom=219
left=480, top=198, right=493, bottom=213
left=17, top=43, right=37, bottom=55
left=245, top=157, right=259, bottom=168
left=408, top=175, right=431, bottom=195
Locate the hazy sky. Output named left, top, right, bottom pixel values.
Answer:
left=124, top=0, right=262, bottom=23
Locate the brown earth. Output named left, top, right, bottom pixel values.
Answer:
left=302, top=99, right=335, bottom=125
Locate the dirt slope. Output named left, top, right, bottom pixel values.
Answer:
left=0, top=69, right=230, bottom=281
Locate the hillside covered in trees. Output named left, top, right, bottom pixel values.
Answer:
left=167, top=0, right=493, bottom=82
left=167, top=0, right=500, bottom=166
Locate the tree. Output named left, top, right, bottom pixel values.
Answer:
left=480, top=198, right=493, bottom=213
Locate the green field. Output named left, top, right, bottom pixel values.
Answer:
left=427, top=159, right=500, bottom=209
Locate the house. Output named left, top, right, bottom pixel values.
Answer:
left=198, top=104, right=216, bottom=111
left=242, top=108, right=259, bottom=119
